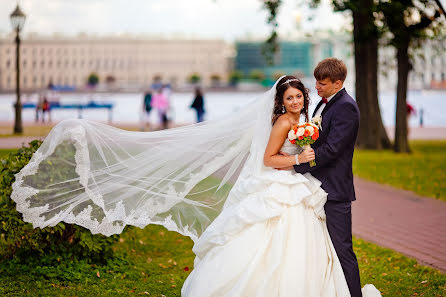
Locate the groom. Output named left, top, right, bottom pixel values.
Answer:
left=293, top=58, right=362, bottom=297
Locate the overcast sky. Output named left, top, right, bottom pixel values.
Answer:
left=0, top=0, right=355, bottom=40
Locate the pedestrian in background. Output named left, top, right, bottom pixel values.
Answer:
left=190, top=87, right=205, bottom=123
left=407, top=102, right=416, bottom=137
left=151, top=87, right=169, bottom=129
left=142, top=89, right=153, bottom=131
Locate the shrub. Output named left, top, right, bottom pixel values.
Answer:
left=0, top=140, right=119, bottom=263
left=188, top=73, right=201, bottom=83
left=229, top=71, right=243, bottom=85
left=87, top=73, right=99, bottom=87
left=248, top=69, right=265, bottom=81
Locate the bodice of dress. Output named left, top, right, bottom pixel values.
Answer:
left=280, top=139, right=303, bottom=155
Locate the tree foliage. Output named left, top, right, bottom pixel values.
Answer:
left=262, top=0, right=283, bottom=65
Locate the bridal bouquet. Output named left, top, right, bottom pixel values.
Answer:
left=288, top=123, right=319, bottom=167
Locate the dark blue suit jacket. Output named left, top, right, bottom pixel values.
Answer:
left=293, top=88, right=359, bottom=202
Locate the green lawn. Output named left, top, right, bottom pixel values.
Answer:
left=1, top=224, right=444, bottom=296
left=353, top=140, right=446, bottom=201
left=0, top=149, right=17, bottom=159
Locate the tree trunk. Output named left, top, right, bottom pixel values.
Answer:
left=353, top=1, right=391, bottom=149
left=394, top=40, right=411, bottom=153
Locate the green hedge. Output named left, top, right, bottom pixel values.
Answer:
left=0, top=140, right=118, bottom=263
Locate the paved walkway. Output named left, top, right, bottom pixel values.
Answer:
left=385, top=126, right=446, bottom=140
left=353, top=178, right=446, bottom=272
left=0, top=136, right=45, bottom=148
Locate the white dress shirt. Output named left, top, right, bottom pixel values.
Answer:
left=314, top=88, right=345, bottom=117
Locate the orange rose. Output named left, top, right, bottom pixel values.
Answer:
left=304, top=129, right=311, bottom=137
left=291, top=139, right=296, bottom=144
left=312, top=133, right=318, bottom=141
left=298, top=136, right=304, bottom=140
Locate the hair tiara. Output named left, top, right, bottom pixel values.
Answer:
left=280, top=78, right=300, bottom=86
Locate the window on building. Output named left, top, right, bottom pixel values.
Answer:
left=33, top=76, right=37, bottom=85
left=57, top=60, right=61, bottom=68
left=41, top=60, right=45, bottom=68
left=6, top=60, right=10, bottom=68
left=7, top=76, right=11, bottom=88
left=23, top=60, right=27, bottom=68
left=65, top=60, right=69, bottom=67
left=41, top=75, right=46, bottom=85
left=23, top=77, right=27, bottom=86
left=442, top=73, right=445, bottom=81
left=32, top=61, right=36, bottom=68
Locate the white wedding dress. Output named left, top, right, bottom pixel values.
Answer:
left=182, top=140, right=381, bottom=297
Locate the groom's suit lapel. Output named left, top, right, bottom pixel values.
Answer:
left=321, top=88, right=346, bottom=117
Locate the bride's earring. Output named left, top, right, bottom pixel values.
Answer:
left=282, top=105, right=286, bottom=113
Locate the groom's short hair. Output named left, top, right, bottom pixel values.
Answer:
left=314, top=58, right=347, bottom=83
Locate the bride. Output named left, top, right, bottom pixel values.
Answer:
left=11, top=76, right=380, bottom=296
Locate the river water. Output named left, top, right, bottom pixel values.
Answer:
left=0, top=89, right=444, bottom=127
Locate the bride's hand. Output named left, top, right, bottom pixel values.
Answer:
left=298, top=149, right=315, bottom=164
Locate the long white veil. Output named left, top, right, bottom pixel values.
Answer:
left=11, top=79, right=279, bottom=242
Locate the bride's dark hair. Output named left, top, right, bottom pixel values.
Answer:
left=272, top=75, right=310, bottom=125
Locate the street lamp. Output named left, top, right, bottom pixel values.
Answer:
left=10, top=4, right=26, bottom=134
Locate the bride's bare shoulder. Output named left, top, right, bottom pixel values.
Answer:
left=273, top=114, right=292, bottom=131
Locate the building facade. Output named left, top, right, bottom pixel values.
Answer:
left=0, top=34, right=232, bottom=91
left=234, top=35, right=355, bottom=90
